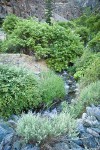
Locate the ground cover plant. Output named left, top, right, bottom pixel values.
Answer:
left=16, top=111, right=77, bottom=144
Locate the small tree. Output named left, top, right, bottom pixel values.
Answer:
left=45, top=0, right=53, bottom=25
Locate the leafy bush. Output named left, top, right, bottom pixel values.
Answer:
left=74, top=49, right=99, bottom=80
left=46, top=25, right=83, bottom=72
left=88, top=32, right=100, bottom=52
left=58, top=21, right=76, bottom=30
left=16, top=111, right=77, bottom=143
left=3, top=14, right=20, bottom=34
left=0, top=65, right=65, bottom=118
left=39, top=71, right=66, bottom=106
left=75, top=26, right=89, bottom=44
left=0, top=65, right=41, bottom=118
left=81, top=53, right=100, bottom=86
left=74, top=15, right=88, bottom=27
left=74, top=14, right=100, bottom=38
left=2, top=15, right=83, bottom=72
left=86, top=14, right=100, bottom=35
left=71, top=81, right=100, bottom=118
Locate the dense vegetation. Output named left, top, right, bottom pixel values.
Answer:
left=1, top=14, right=83, bottom=72
left=0, top=65, right=65, bottom=117
left=0, top=11, right=100, bottom=144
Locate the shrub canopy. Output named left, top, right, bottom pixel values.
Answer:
left=0, top=65, right=65, bottom=118
left=2, top=15, right=83, bottom=72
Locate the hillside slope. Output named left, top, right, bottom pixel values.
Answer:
left=0, top=0, right=100, bottom=21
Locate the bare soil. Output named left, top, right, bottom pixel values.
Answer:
left=0, top=53, right=48, bottom=73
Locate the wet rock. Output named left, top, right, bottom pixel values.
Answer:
left=13, top=140, right=22, bottom=150
left=86, top=128, right=100, bottom=137
left=0, top=126, right=7, bottom=143
left=22, top=145, right=40, bottom=150
left=2, top=145, right=11, bottom=150
left=83, top=118, right=99, bottom=127
left=86, top=107, right=95, bottom=116
left=91, top=128, right=100, bottom=134
left=81, top=133, right=98, bottom=148
left=69, top=141, right=83, bottom=150
left=94, top=108, right=100, bottom=121
left=82, top=113, right=87, bottom=120
left=8, top=120, right=17, bottom=128
left=9, top=115, right=19, bottom=122
left=72, top=138, right=83, bottom=147
left=52, top=142, right=69, bottom=150
left=2, top=133, right=14, bottom=146
left=0, top=123, right=14, bottom=133
left=77, top=119, right=86, bottom=133
left=0, top=123, right=14, bottom=143
left=43, top=108, right=57, bottom=119
left=70, top=148, right=84, bottom=150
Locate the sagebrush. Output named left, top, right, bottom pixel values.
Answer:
left=16, top=111, right=77, bottom=143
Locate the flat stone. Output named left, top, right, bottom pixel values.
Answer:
left=69, top=141, right=83, bottom=149
left=4, top=145, right=11, bottom=150
left=13, top=140, right=22, bottom=150
left=22, top=145, right=40, bottom=150
left=0, top=123, right=14, bottom=134
left=72, top=138, right=83, bottom=147
left=0, top=143, right=3, bottom=150
left=86, top=107, right=94, bottom=116
left=0, top=126, right=7, bottom=142
left=9, top=115, right=19, bottom=122
left=70, top=148, right=84, bottom=150
left=94, top=108, right=100, bottom=121
left=53, top=142, right=69, bottom=150
left=82, top=113, right=87, bottom=120
left=81, top=133, right=97, bottom=148
left=92, top=128, right=100, bottom=134
left=8, top=120, right=17, bottom=128
left=2, top=133, right=14, bottom=145
left=77, top=120, right=86, bottom=133
left=83, top=118, right=99, bottom=127
left=86, top=128, right=100, bottom=137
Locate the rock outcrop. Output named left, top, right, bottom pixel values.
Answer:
left=0, top=0, right=100, bottom=21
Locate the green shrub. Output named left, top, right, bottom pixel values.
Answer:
left=0, top=65, right=65, bottom=118
left=74, top=14, right=100, bottom=39
left=0, top=65, right=42, bottom=118
left=16, top=111, right=77, bottom=143
left=58, top=21, right=76, bottom=30
left=86, top=14, right=100, bottom=35
left=81, top=53, right=100, bottom=86
left=71, top=81, right=100, bottom=118
left=74, top=49, right=99, bottom=80
left=46, top=26, right=83, bottom=72
left=75, top=26, right=89, bottom=44
left=39, top=71, right=66, bottom=106
left=74, top=15, right=88, bottom=27
left=3, top=14, right=20, bottom=34
left=88, top=32, right=100, bottom=52
left=2, top=16, right=83, bottom=72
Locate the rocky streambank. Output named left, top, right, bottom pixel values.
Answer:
left=0, top=105, right=100, bottom=150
